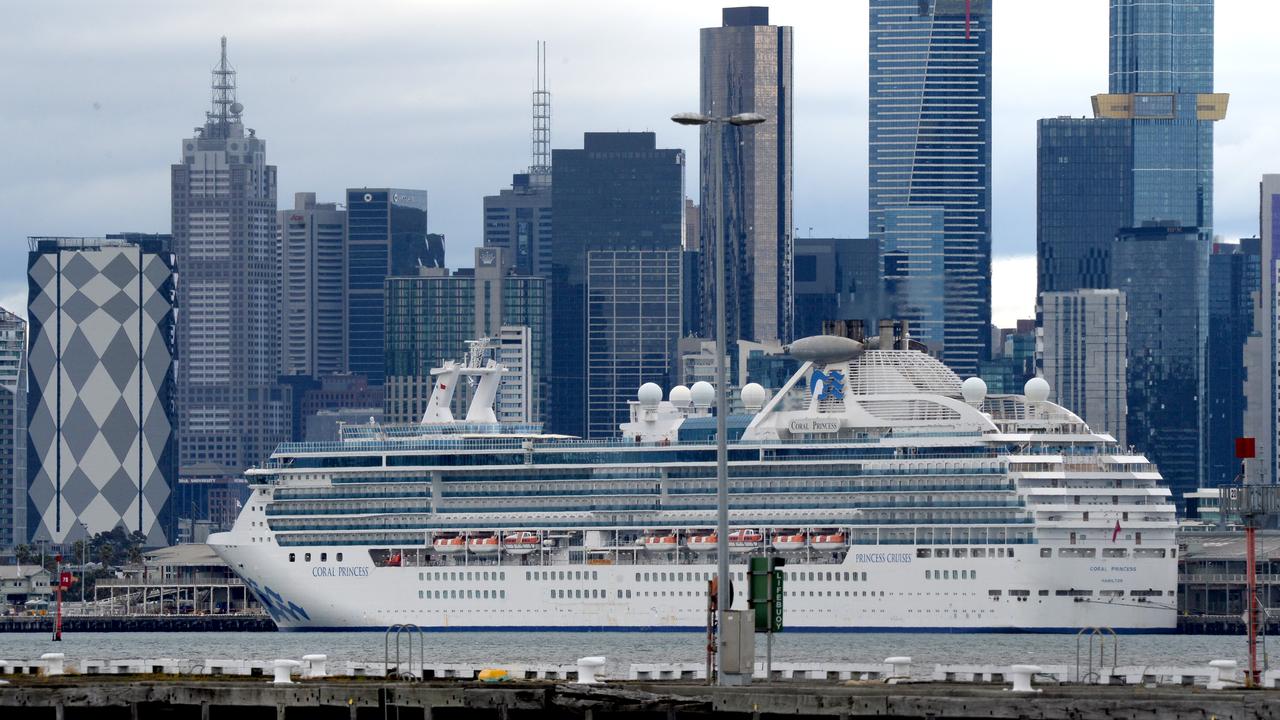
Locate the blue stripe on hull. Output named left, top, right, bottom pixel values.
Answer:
left=279, top=625, right=1178, bottom=635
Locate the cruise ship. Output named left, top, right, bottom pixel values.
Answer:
left=208, top=335, right=1178, bottom=632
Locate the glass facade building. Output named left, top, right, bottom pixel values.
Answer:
left=279, top=192, right=347, bottom=378
left=483, top=174, right=552, bottom=278
left=1113, top=224, right=1209, bottom=508
left=1205, top=240, right=1261, bottom=488
left=700, top=6, right=793, bottom=345
left=1040, top=290, right=1128, bottom=445
left=550, top=132, right=685, bottom=438
left=1036, top=118, right=1132, bottom=293
left=793, top=237, right=882, bottom=341
left=346, top=188, right=437, bottom=386
left=869, top=0, right=992, bottom=376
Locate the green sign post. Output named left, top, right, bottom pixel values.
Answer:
left=749, top=555, right=785, bottom=678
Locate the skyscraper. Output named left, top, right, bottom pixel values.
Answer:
left=1243, top=175, right=1280, bottom=485
left=172, top=38, right=286, bottom=474
left=700, top=6, right=793, bottom=346
left=550, top=132, right=685, bottom=438
left=0, top=309, right=25, bottom=548
left=1206, top=240, right=1261, bottom=487
left=793, top=237, right=882, bottom=340
left=1040, top=290, right=1128, bottom=445
left=1113, top=223, right=1209, bottom=507
left=384, top=247, right=545, bottom=424
left=279, top=192, right=347, bottom=378
left=26, top=236, right=175, bottom=545
left=869, top=0, right=992, bottom=374
left=345, top=188, right=436, bottom=386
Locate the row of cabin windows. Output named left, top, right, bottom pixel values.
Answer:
left=1044, top=547, right=1169, bottom=558
left=916, top=548, right=1012, bottom=559
left=924, top=569, right=975, bottom=580
left=419, top=589, right=506, bottom=600
left=288, top=552, right=343, bottom=562
left=527, top=570, right=598, bottom=581
left=420, top=571, right=507, bottom=582
left=987, top=589, right=1168, bottom=598
left=633, top=570, right=869, bottom=583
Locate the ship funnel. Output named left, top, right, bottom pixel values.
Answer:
left=423, top=361, right=462, bottom=423
left=464, top=360, right=506, bottom=423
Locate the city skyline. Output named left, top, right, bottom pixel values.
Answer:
left=4, top=2, right=1279, bottom=329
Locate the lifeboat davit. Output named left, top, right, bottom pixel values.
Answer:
left=433, top=536, right=466, bottom=554
left=469, top=535, right=501, bottom=554
left=686, top=534, right=717, bottom=553
left=503, top=531, right=540, bottom=555
left=643, top=534, right=679, bottom=552
left=728, top=529, right=763, bottom=552
left=771, top=532, right=806, bottom=552
left=811, top=532, right=848, bottom=551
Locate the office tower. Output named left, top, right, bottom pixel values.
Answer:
left=793, top=237, right=882, bottom=340
left=550, top=132, right=685, bottom=438
left=494, top=326, right=535, bottom=424
left=1040, top=290, right=1128, bottom=445
left=26, top=236, right=175, bottom=545
left=172, top=38, right=287, bottom=474
left=345, top=188, right=437, bottom=386
left=1113, top=223, right=1209, bottom=507
left=484, top=175, right=552, bottom=277
left=700, top=6, right=793, bottom=346
left=1206, top=241, right=1261, bottom=487
left=278, top=373, right=383, bottom=443
left=1244, top=175, right=1280, bottom=485
left=279, top=192, right=347, bottom=377
left=0, top=309, right=25, bottom=548
left=586, top=249, right=683, bottom=437
left=682, top=200, right=703, bottom=338
left=384, top=247, right=545, bottom=424
left=869, top=0, right=992, bottom=375
left=1036, top=118, right=1132, bottom=293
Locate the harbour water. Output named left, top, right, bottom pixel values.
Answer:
left=0, top=631, right=1258, bottom=677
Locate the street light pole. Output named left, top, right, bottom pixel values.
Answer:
left=79, top=522, right=88, bottom=607
left=671, top=110, right=766, bottom=685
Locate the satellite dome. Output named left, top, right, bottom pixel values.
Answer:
left=1024, top=377, right=1051, bottom=403
left=669, top=385, right=691, bottom=407
left=637, top=382, right=662, bottom=408
left=741, top=383, right=767, bottom=410
left=960, top=377, right=987, bottom=404
left=230, top=101, right=244, bottom=116
left=690, top=381, right=715, bottom=408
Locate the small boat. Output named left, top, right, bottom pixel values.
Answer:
left=771, top=531, right=807, bottom=552
left=503, top=531, right=540, bottom=555
left=811, top=532, right=848, bottom=551
left=643, top=534, right=678, bottom=552
left=433, top=536, right=466, bottom=554
left=686, top=534, right=717, bottom=553
left=387, top=553, right=402, bottom=567
left=469, top=535, right=501, bottom=554
left=728, top=529, right=763, bottom=552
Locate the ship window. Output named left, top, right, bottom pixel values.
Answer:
left=635, top=573, right=641, bottom=582
left=925, top=570, right=932, bottom=580
left=988, top=590, right=1001, bottom=597
left=483, top=590, right=489, bottom=599
left=626, top=590, right=632, bottom=598
left=1040, top=548, right=1051, bottom=558
left=973, top=549, right=985, bottom=558
left=483, top=572, right=490, bottom=581
left=304, top=553, right=311, bottom=562
left=1103, top=548, right=1127, bottom=558
left=337, top=553, right=343, bottom=562
left=320, top=553, right=327, bottom=562
left=1038, top=589, right=1049, bottom=596
left=526, top=572, right=531, bottom=581
left=644, top=573, right=650, bottom=581
left=592, top=571, right=597, bottom=580
left=960, top=570, right=968, bottom=579
left=500, top=590, right=505, bottom=599
left=418, top=573, right=423, bottom=581
left=954, top=549, right=967, bottom=558
left=1008, top=549, right=1014, bottom=558
left=467, top=590, right=473, bottom=599
left=917, top=549, right=931, bottom=558
left=936, top=549, right=949, bottom=558
left=549, top=590, right=555, bottom=599
left=998, top=548, right=1006, bottom=557
left=501, top=572, right=506, bottom=580
left=418, top=590, right=423, bottom=599
left=288, top=554, right=295, bottom=563
left=972, top=570, right=977, bottom=579
left=861, top=573, right=867, bottom=581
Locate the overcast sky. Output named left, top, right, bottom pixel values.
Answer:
left=2, top=1, right=1276, bottom=326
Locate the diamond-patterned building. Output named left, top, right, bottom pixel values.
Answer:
left=26, top=236, right=175, bottom=545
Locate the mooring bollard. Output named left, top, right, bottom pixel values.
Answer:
left=575, top=656, right=606, bottom=685
left=1009, top=664, right=1042, bottom=693
left=884, top=656, right=912, bottom=684
left=302, top=654, right=328, bottom=679
left=40, top=653, right=65, bottom=677
left=272, top=659, right=302, bottom=685
left=1207, top=660, right=1239, bottom=690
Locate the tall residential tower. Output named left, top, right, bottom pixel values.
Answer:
left=869, top=0, right=992, bottom=375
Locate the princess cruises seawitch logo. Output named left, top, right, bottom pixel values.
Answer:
left=809, top=369, right=845, bottom=401
left=243, top=576, right=311, bottom=623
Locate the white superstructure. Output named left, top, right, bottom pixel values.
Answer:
left=209, top=336, right=1177, bottom=631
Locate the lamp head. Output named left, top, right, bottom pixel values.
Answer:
left=727, top=112, right=767, bottom=126
left=671, top=112, right=713, bottom=126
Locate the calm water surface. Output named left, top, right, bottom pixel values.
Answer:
left=0, top=631, right=1256, bottom=677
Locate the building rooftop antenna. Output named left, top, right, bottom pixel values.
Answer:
left=208, top=36, right=242, bottom=134
left=529, top=41, right=551, bottom=186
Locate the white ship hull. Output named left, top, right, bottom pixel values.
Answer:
left=211, top=540, right=1177, bottom=632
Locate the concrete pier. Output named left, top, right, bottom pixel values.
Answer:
left=1, top=678, right=1278, bottom=720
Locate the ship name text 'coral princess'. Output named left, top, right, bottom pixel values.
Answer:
left=208, top=334, right=1177, bottom=631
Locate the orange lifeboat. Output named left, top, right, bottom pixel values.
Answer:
left=468, top=535, right=501, bottom=554
left=728, top=529, right=763, bottom=552
left=811, top=532, right=848, bottom=551
left=643, top=533, right=679, bottom=552
left=686, top=534, right=717, bottom=553
left=503, top=531, right=540, bottom=556
left=433, top=536, right=466, bottom=554
left=771, top=531, right=807, bottom=552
